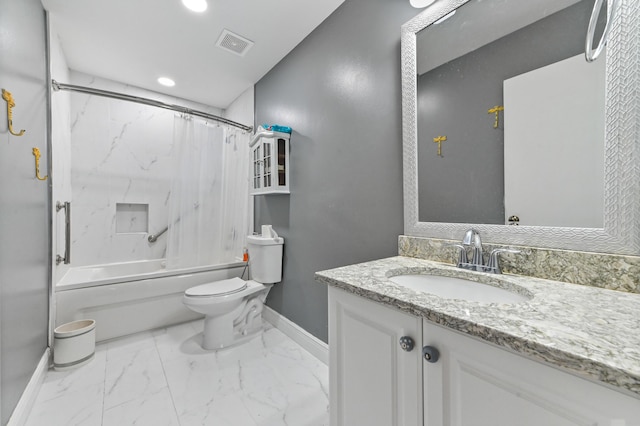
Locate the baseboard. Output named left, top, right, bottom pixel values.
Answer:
left=7, top=347, right=51, bottom=426
left=263, top=306, right=328, bottom=365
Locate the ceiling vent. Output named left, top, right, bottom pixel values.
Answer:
left=216, top=29, right=254, bottom=57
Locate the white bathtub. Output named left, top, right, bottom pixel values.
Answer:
left=55, top=259, right=246, bottom=342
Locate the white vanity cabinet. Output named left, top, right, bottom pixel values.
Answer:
left=329, top=287, right=423, bottom=426
left=329, top=287, right=640, bottom=426
left=423, top=321, right=640, bottom=426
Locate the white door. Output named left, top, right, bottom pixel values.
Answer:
left=329, top=287, right=422, bottom=426
left=423, top=321, right=640, bottom=426
left=503, top=53, right=605, bottom=228
left=0, top=0, right=50, bottom=423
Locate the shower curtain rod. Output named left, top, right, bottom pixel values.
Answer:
left=51, top=80, right=253, bottom=133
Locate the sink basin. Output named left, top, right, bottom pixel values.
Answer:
left=388, top=274, right=530, bottom=304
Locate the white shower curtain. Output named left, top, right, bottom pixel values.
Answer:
left=166, top=115, right=250, bottom=269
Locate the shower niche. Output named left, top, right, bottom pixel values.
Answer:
left=250, top=128, right=290, bottom=195
left=115, top=203, right=149, bottom=234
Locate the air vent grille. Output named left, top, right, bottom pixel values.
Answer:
left=216, top=29, right=254, bottom=56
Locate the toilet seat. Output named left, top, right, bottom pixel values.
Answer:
left=185, top=277, right=247, bottom=298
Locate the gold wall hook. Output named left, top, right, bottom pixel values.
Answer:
left=32, top=147, right=48, bottom=181
left=433, top=135, right=447, bottom=157
left=488, top=105, right=504, bottom=129
left=2, top=89, right=26, bottom=136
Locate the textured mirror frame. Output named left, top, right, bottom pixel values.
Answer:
left=401, top=0, right=640, bottom=255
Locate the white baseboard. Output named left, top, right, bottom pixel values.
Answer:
left=7, top=348, right=50, bottom=426
left=263, top=306, right=328, bottom=365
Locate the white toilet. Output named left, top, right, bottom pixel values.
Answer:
left=183, top=231, right=284, bottom=350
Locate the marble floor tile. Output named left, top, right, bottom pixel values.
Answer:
left=26, top=318, right=329, bottom=426
left=103, top=345, right=168, bottom=409
left=238, top=352, right=329, bottom=426
left=35, top=347, right=107, bottom=403
left=241, top=388, right=330, bottom=426
left=102, top=387, right=179, bottom=426
left=161, top=352, right=242, bottom=416
left=104, top=330, right=156, bottom=362
left=180, top=394, right=258, bottom=426
left=214, top=333, right=276, bottom=368
left=153, top=320, right=204, bottom=363
left=25, top=382, right=104, bottom=426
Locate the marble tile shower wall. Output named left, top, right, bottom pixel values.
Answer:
left=69, top=71, right=223, bottom=267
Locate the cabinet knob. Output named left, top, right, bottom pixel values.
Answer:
left=422, top=346, right=440, bottom=363
left=399, top=336, right=415, bottom=352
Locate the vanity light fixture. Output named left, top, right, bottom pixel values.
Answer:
left=157, top=77, right=176, bottom=87
left=410, top=0, right=436, bottom=8
left=182, top=0, right=208, bottom=13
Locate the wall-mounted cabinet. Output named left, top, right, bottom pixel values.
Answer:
left=250, top=129, right=290, bottom=195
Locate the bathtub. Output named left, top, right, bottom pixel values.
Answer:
left=55, top=259, right=246, bottom=342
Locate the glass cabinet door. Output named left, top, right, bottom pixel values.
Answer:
left=250, top=131, right=290, bottom=195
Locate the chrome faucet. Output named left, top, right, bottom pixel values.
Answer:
left=462, top=228, right=484, bottom=271
left=450, top=229, right=521, bottom=274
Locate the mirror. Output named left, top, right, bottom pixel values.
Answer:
left=417, top=0, right=605, bottom=227
left=401, top=0, right=640, bottom=254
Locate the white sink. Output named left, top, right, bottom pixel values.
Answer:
left=388, top=274, right=530, bottom=304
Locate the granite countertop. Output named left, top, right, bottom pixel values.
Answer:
left=315, top=256, right=640, bottom=398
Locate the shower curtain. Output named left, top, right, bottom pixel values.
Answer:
left=166, top=115, right=250, bottom=269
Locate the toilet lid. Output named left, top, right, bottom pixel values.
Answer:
left=185, top=277, right=247, bottom=297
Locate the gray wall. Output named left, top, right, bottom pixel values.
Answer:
left=254, top=0, right=418, bottom=342
left=417, top=0, right=595, bottom=224
left=0, top=0, right=50, bottom=423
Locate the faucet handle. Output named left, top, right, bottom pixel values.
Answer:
left=447, top=243, right=468, bottom=267
left=487, top=248, right=521, bottom=274
left=462, top=228, right=480, bottom=246
left=462, top=229, right=484, bottom=269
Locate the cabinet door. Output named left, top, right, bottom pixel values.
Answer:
left=251, top=143, right=262, bottom=192
left=329, top=287, right=422, bottom=426
left=423, top=321, right=640, bottom=426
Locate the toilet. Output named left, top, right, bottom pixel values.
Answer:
left=183, top=231, right=284, bottom=350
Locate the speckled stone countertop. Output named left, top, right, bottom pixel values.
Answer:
left=315, top=256, right=640, bottom=398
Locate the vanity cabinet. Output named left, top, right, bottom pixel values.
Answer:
left=329, top=287, right=640, bottom=426
left=329, top=287, right=423, bottom=426
left=423, top=321, right=640, bottom=426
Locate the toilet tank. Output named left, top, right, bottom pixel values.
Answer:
left=247, top=235, right=284, bottom=284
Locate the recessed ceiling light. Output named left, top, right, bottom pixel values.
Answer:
left=157, top=77, right=175, bottom=87
left=182, top=0, right=207, bottom=13
left=410, top=0, right=436, bottom=8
